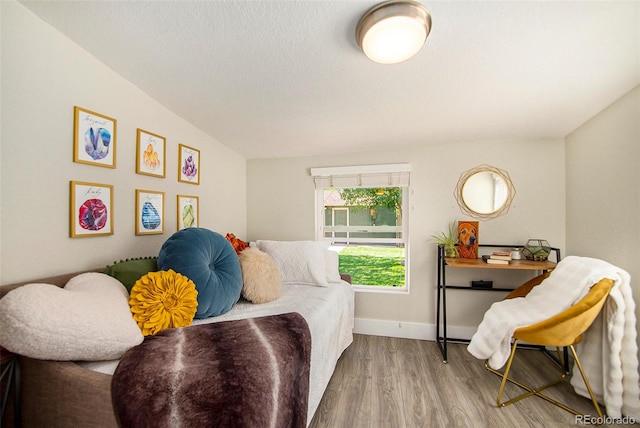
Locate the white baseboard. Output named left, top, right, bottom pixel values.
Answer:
left=353, top=317, right=478, bottom=342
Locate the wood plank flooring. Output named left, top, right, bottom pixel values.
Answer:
left=309, top=334, right=632, bottom=428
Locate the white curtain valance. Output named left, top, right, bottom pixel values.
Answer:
left=310, top=164, right=411, bottom=189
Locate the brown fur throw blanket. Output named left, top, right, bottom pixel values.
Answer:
left=111, top=312, right=311, bottom=428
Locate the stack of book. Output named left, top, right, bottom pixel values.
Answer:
left=482, top=251, right=512, bottom=265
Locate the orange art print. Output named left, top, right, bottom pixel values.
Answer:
left=458, top=221, right=479, bottom=259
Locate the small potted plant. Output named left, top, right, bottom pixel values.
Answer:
left=431, top=222, right=459, bottom=258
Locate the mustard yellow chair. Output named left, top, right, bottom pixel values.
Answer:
left=484, top=273, right=614, bottom=418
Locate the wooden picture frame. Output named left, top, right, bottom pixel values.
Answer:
left=70, top=181, right=114, bottom=238
left=135, top=189, right=165, bottom=235
left=177, top=195, right=199, bottom=230
left=136, top=129, right=166, bottom=178
left=73, top=106, right=117, bottom=168
left=178, top=144, right=200, bottom=185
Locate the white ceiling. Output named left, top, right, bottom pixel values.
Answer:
left=20, top=1, right=640, bottom=159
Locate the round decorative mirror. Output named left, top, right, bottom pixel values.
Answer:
left=454, top=164, right=515, bottom=220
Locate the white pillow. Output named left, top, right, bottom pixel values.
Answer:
left=256, top=240, right=329, bottom=287
left=325, top=250, right=343, bottom=283
left=0, top=272, right=143, bottom=361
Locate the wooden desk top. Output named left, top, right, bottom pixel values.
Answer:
left=445, top=257, right=556, bottom=271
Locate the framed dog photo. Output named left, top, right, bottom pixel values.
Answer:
left=69, top=181, right=114, bottom=238
left=178, top=144, right=200, bottom=185
left=136, top=129, right=166, bottom=178
left=73, top=106, right=117, bottom=168
left=177, top=195, right=199, bottom=230
left=135, top=189, right=165, bottom=235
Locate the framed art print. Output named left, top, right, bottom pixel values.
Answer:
left=177, top=195, right=199, bottom=230
left=178, top=144, right=200, bottom=185
left=73, top=106, right=117, bottom=168
left=136, top=128, right=166, bottom=178
left=70, top=181, right=114, bottom=238
left=135, top=190, right=164, bottom=235
left=458, top=220, right=479, bottom=259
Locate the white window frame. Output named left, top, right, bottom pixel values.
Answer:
left=311, top=164, right=410, bottom=294
left=327, top=207, right=349, bottom=240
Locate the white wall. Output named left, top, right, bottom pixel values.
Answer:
left=8, top=0, right=633, bottom=345
left=0, top=1, right=247, bottom=284
left=566, top=85, right=640, bottom=332
left=247, top=139, right=566, bottom=338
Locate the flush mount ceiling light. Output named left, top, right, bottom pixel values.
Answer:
left=356, top=0, right=432, bottom=64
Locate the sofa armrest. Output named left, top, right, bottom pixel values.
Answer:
left=19, top=357, right=117, bottom=428
left=339, top=273, right=352, bottom=284
left=1, top=268, right=104, bottom=299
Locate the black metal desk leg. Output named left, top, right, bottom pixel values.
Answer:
left=1, top=349, right=20, bottom=428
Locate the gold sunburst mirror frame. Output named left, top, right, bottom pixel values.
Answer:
left=454, top=164, right=516, bottom=221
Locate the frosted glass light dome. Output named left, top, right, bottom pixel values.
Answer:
left=356, top=1, right=432, bottom=65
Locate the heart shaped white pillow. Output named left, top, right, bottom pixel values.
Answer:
left=0, top=272, right=143, bottom=360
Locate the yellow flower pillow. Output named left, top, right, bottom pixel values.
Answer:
left=129, top=269, right=198, bottom=336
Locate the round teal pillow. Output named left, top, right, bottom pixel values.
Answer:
left=157, top=228, right=242, bottom=318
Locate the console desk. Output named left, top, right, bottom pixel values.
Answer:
left=436, top=244, right=560, bottom=363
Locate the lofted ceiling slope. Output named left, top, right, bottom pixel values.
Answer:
left=19, top=0, right=640, bottom=159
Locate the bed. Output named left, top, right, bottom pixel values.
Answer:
left=0, top=244, right=354, bottom=427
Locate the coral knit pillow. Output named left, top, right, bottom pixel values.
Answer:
left=225, top=233, right=249, bottom=255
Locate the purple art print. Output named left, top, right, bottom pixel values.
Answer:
left=178, top=144, right=200, bottom=185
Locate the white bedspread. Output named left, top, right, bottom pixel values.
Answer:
left=467, top=256, right=639, bottom=418
left=80, top=280, right=355, bottom=425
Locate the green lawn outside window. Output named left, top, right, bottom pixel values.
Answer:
left=337, top=246, right=405, bottom=287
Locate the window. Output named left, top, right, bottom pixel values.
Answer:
left=311, top=164, right=410, bottom=291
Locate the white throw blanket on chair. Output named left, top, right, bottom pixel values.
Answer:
left=569, top=260, right=640, bottom=419
left=467, top=256, right=640, bottom=418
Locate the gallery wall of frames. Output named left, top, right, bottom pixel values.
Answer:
left=70, top=106, right=201, bottom=238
